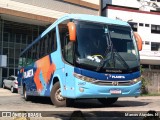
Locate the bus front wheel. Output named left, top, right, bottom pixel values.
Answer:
left=97, top=97, right=118, bottom=106
left=50, top=81, right=74, bottom=107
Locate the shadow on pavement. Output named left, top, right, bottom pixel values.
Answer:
left=28, top=97, right=150, bottom=109
left=42, top=110, right=160, bottom=120
left=29, top=96, right=53, bottom=105
left=72, top=99, right=150, bottom=108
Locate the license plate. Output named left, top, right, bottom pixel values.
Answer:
left=110, top=89, right=122, bottom=94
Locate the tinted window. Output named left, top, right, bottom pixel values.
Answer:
left=59, top=23, right=74, bottom=64
left=11, top=77, right=15, bottom=80
left=151, top=42, right=160, bottom=51
left=145, top=24, right=150, bottom=27
left=139, top=23, right=144, bottom=26
left=21, top=28, right=57, bottom=66
left=151, top=24, right=160, bottom=34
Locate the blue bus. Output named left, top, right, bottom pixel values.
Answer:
left=18, top=14, right=142, bottom=107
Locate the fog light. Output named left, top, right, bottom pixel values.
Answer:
left=133, top=79, right=138, bottom=83
left=130, top=77, right=141, bottom=84
left=79, top=87, right=84, bottom=92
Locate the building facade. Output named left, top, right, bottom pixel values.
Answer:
left=102, top=0, right=160, bottom=69
left=0, top=0, right=99, bottom=87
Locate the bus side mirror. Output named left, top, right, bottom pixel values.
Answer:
left=134, top=32, right=142, bottom=51
left=67, top=22, right=76, bottom=42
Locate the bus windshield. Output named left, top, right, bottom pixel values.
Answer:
left=75, top=21, right=139, bottom=72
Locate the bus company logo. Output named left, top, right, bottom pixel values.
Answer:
left=112, top=75, right=125, bottom=79
left=24, top=69, right=34, bottom=78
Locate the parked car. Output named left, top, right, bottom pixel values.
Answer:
left=3, top=75, right=18, bottom=93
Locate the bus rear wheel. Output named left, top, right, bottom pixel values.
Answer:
left=23, top=86, right=30, bottom=101
left=98, top=97, right=118, bottom=106
left=50, top=81, right=74, bottom=107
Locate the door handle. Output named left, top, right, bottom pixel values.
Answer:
left=66, top=73, right=68, bottom=77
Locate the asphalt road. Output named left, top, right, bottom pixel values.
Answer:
left=0, top=88, right=160, bottom=120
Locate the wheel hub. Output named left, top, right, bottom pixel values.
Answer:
left=55, top=88, right=65, bottom=101
left=24, top=90, right=27, bottom=98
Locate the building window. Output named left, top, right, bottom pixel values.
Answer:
left=150, top=65, right=160, bottom=70
left=141, top=64, right=149, bottom=69
left=145, top=41, right=150, bottom=45
left=128, top=22, right=137, bottom=32
left=145, top=24, right=150, bottom=27
left=142, top=64, right=160, bottom=70
left=142, top=41, right=144, bottom=44
left=2, top=68, right=8, bottom=77
left=151, top=42, right=160, bottom=51
left=151, top=24, right=160, bottom=34
left=139, top=23, right=144, bottom=26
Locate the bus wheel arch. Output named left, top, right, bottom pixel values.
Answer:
left=50, top=80, right=66, bottom=107
left=52, top=77, right=59, bottom=86
left=51, top=77, right=74, bottom=107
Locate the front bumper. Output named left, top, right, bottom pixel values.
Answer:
left=72, top=78, right=142, bottom=98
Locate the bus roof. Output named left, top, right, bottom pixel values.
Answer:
left=20, top=14, right=130, bottom=56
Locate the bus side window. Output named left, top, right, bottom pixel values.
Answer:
left=27, top=49, right=32, bottom=65
left=38, top=41, right=42, bottom=58
left=59, top=23, right=74, bottom=64
left=41, top=39, right=45, bottom=57
left=31, top=45, right=36, bottom=61
left=37, top=42, right=40, bottom=59
left=53, top=32, right=57, bottom=51
left=21, top=54, right=26, bottom=67
left=64, top=35, right=74, bottom=64
left=48, top=29, right=57, bottom=53
left=44, top=35, right=49, bottom=55
left=24, top=51, right=28, bottom=66
left=59, top=25, right=68, bottom=56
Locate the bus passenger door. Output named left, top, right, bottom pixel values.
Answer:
left=63, top=34, right=75, bottom=97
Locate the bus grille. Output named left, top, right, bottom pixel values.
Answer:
left=92, top=80, right=132, bottom=86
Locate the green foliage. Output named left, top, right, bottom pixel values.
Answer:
left=140, top=65, right=148, bottom=94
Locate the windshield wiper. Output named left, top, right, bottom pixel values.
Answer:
left=96, top=33, right=113, bottom=71
left=113, top=50, right=130, bottom=70
left=96, top=34, right=130, bottom=72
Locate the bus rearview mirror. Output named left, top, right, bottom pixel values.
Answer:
left=67, top=22, right=76, bottom=42
left=134, top=32, right=142, bottom=51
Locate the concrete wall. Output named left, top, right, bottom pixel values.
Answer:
left=143, top=71, right=160, bottom=94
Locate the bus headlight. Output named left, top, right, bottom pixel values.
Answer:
left=130, top=77, right=141, bottom=84
left=73, top=73, right=95, bottom=82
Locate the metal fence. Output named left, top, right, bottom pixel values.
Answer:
left=142, top=71, right=160, bottom=94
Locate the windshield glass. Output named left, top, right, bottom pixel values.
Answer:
left=75, top=21, right=139, bottom=72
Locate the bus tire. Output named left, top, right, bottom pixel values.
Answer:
left=97, top=97, right=118, bottom=106
left=23, top=86, right=30, bottom=101
left=50, top=81, right=74, bottom=107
